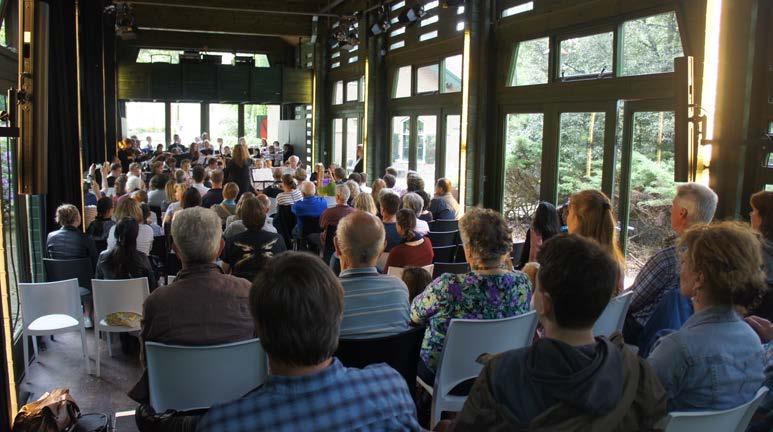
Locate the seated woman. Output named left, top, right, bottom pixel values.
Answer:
left=107, top=199, right=155, bottom=255
left=86, top=197, right=116, bottom=250
left=161, top=179, right=177, bottom=212
left=648, top=222, right=766, bottom=411
left=213, top=182, right=239, bottom=226
left=147, top=175, right=168, bottom=209
left=47, top=203, right=98, bottom=269
left=749, top=191, right=773, bottom=319
left=566, top=190, right=625, bottom=294
left=402, top=193, right=430, bottom=235
left=402, top=267, right=433, bottom=303
left=162, top=183, right=188, bottom=225
left=275, top=173, right=303, bottom=206
left=354, top=192, right=377, bottom=215
left=519, top=201, right=561, bottom=268
left=96, top=218, right=157, bottom=292
left=222, top=197, right=287, bottom=281
left=411, top=207, right=532, bottom=383
left=384, top=209, right=434, bottom=273
left=429, top=178, right=461, bottom=220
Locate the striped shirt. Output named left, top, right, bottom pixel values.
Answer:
left=276, top=189, right=303, bottom=206
left=339, top=267, right=410, bottom=339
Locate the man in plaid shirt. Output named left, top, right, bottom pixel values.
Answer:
left=624, top=183, right=717, bottom=343
left=197, top=252, right=421, bottom=432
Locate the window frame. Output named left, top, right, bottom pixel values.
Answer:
left=415, top=62, right=441, bottom=95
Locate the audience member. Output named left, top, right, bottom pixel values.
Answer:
left=213, top=182, right=239, bottom=225
left=47, top=204, right=97, bottom=269
left=519, top=201, right=562, bottom=268
left=384, top=209, right=434, bottom=273
left=402, top=267, right=432, bottom=303
left=335, top=211, right=411, bottom=338
left=161, top=180, right=177, bottom=212
left=411, top=208, right=531, bottom=383
left=415, top=189, right=433, bottom=223
left=191, top=165, right=209, bottom=196
left=450, top=235, right=666, bottom=430
left=129, top=207, right=254, bottom=403
left=750, top=191, right=773, bottom=318
left=201, top=169, right=224, bottom=208
left=224, top=144, right=256, bottom=198
left=141, top=204, right=163, bottom=237
left=566, top=190, right=625, bottom=294
left=625, top=183, right=718, bottom=342
left=402, top=193, right=430, bottom=235
left=180, top=186, right=202, bottom=210
left=276, top=173, right=303, bottom=206
left=353, top=144, right=364, bottom=173
left=263, top=168, right=283, bottom=198
left=648, top=222, right=766, bottom=411
left=197, top=252, right=421, bottom=432
left=113, top=175, right=128, bottom=204
left=105, top=162, right=122, bottom=188
left=107, top=199, right=154, bottom=255
left=291, top=181, right=328, bottom=238
left=379, top=192, right=402, bottom=252
left=96, top=218, right=157, bottom=292
left=222, top=197, right=286, bottom=281
left=429, top=178, right=461, bottom=220
left=162, top=183, right=187, bottom=225
left=354, top=192, right=377, bottom=215
left=147, top=175, right=167, bottom=209
left=406, top=174, right=425, bottom=194
left=86, top=197, right=116, bottom=246
left=255, top=194, right=277, bottom=234
left=320, top=167, right=347, bottom=196
left=319, top=184, right=354, bottom=253
left=371, top=178, right=387, bottom=214
left=294, top=167, right=307, bottom=183
left=224, top=192, right=277, bottom=239
left=345, top=179, right=360, bottom=206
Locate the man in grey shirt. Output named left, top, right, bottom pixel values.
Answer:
left=335, top=210, right=410, bottom=338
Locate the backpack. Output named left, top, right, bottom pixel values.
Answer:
left=12, top=389, right=79, bottom=432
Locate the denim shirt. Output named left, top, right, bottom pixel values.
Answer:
left=647, top=305, right=765, bottom=412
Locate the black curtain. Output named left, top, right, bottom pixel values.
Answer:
left=42, top=0, right=81, bottom=234
left=102, top=7, right=117, bottom=161
left=78, top=0, right=107, bottom=165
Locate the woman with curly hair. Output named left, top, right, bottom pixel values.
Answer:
left=411, top=207, right=532, bottom=383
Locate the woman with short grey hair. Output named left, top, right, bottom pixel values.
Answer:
left=402, top=192, right=430, bottom=235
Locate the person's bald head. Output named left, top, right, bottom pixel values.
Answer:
left=336, top=211, right=385, bottom=267
left=300, top=181, right=316, bottom=197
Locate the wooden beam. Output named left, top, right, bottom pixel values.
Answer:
left=119, top=0, right=331, bottom=15
left=124, top=30, right=292, bottom=53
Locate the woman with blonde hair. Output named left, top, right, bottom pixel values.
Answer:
left=354, top=193, right=377, bottom=215
left=163, top=183, right=189, bottom=225
left=107, top=198, right=154, bottom=254
left=371, top=178, right=387, bottom=215
left=162, top=180, right=177, bottom=211
left=566, top=189, right=625, bottom=294
left=648, top=222, right=766, bottom=411
left=224, top=143, right=256, bottom=198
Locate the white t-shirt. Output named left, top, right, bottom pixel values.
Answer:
left=106, top=223, right=155, bottom=255
left=415, top=219, right=430, bottom=236
left=193, top=182, right=210, bottom=196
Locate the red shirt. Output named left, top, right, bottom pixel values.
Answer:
left=319, top=204, right=355, bottom=247
left=384, top=237, right=434, bottom=272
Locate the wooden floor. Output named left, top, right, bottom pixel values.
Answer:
left=19, top=330, right=143, bottom=432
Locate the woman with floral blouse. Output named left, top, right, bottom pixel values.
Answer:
left=411, top=207, right=532, bottom=384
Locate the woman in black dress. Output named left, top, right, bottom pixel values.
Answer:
left=223, top=144, right=256, bottom=199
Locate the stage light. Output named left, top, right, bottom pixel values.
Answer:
left=398, top=3, right=426, bottom=24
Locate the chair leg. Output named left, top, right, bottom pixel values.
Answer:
left=96, top=330, right=101, bottom=378
left=31, top=336, right=39, bottom=357
left=22, top=333, right=29, bottom=382
left=107, top=333, right=113, bottom=357
left=80, top=327, right=90, bottom=375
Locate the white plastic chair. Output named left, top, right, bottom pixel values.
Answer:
left=145, top=338, right=268, bottom=412
left=592, top=291, right=634, bottom=337
left=19, top=279, right=89, bottom=380
left=386, top=265, right=435, bottom=279
left=91, top=278, right=150, bottom=377
left=419, top=311, right=539, bottom=429
left=660, top=386, right=769, bottom=432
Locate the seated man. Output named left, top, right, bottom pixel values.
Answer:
left=319, top=184, right=354, bottom=253
left=450, top=235, right=666, bottom=431
left=624, top=183, right=718, bottom=345
left=291, top=181, right=328, bottom=239
left=429, top=178, right=461, bottom=220
left=129, top=207, right=254, bottom=404
left=197, top=252, right=420, bottom=431
left=379, top=192, right=402, bottom=252
left=201, top=169, right=224, bottom=208
left=191, top=165, right=210, bottom=197
left=335, top=211, right=410, bottom=338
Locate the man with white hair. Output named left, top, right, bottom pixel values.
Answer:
left=291, top=180, right=328, bottom=237
left=319, top=184, right=355, bottom=253
left=129, top=207, right=254, bottom=403
left=335, top=211, right=410, bottom=338
left=287, top=155, right=300, bottom=170
left=624, top=183, right=718, bottom=343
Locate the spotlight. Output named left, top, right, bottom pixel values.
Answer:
left=368, top=5, right=391, bottom=37
left=398, top=3, right=426, bottom=23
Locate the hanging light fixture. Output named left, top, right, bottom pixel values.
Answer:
left=398, top=2, right=426, bottom=24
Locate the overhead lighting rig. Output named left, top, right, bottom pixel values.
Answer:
left=398, top=2, right=426, bottom=24
left=105, top=2, right=138, bottom=40
left=368, top=4, right=391, bottom=37
left=331, top=14, right=359, bottom=51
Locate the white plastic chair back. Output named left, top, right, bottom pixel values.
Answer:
left=386, top=265, right=435, bottom=279
left=592, top=291, right=634, bottom=337
left=661, top=386, right=768, bottom=432
left=430, top=311, right=538, bottom=428
left=145, top=338, right=268, bottom=412
left=91, top=278, right=150, bottom=330
left=19, top=279, right=83, bottom=329
left=324, top=196, right=337, bottom=208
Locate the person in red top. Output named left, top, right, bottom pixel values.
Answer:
left=384, top=209, right=434, bottom=272
left=319, top=184, right=355, bottom=251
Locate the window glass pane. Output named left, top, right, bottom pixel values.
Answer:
left=559, top=32, right=613, bottom=79
left=359, top=76, right=365, bottom=102
left=136, top=49, right=181, bottom=64
left=346, top=118, right=359, bottom=172
left=0, top=20, right=7, bottom=48
left=126, top=102, right=166, bottom=144
left=419, top=30, right=438, bottom=42
left=621, top=12, right=684, bottom=76
left=332, top=119, right=343, bottom=166
left=393, top=66, right=412, bottom=98
left=170, top=103, right=200, bottom=147
left=244, top=104, right=280, bottom=146
left=416, top=116, right=437, bottom=191
left=346, top=81, right=359, bottom=101
left=557, top=112, right=606, bottom=204
left=390, top=40, right=405, bottom=51
left=209, top=104, right=239, bottom=147
left=441, top=55, right=463, bottom=93
left=421, top=15, right=439, bottom=27
left=510, top=37, right=549, bottom=86
left=416, top=64, right=439, bottom=93
left=502, top=1, right=534, bottom=18
left=334, top=81, right=344, bottom=104
left=391, top=116, right=411, bottom=188
left=0, top=94, right=21, bottom=335
left=625, top=111, right=678, bottom=279
left=503, top=113, right=544, bottom=241
left=444, top=115, right=461, bottom=191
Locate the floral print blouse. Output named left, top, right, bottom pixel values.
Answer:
left=410, top=271, right=533, bottom=372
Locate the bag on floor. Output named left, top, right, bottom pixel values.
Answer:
left=71, top=413, right=110, bottom=432
left=12, top=388, right=80, bottom=432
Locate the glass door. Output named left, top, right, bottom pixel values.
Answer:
left=556, top=111, right=607, bottom=204
left=332, top=118, right=343, bottom=168
left=416, top=115, right=437, bottom=190
left=344, top=117, right=360, bottom=173
left=444, top=114, right=462, bottom=196
left=390, top=115, right=411, bottom=188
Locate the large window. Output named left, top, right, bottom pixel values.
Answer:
left=346, top=80, right=359, bottom=102
left=201, top=51, right=270, bottom=67
left=393, top=66, right=412, bottom=98
left=136, top=49, right=182, bottom=64
left=346, top=118, right=360, bottom=172
left=209, top=104, right=239, bottom=146
left=126, top=102, right=166, bottom=144
left=0, top=94, right=22, bottom=335
left=510, top=37, right=549, bottom=86
left=416, top=65, right=439, bottom=94
left=442, top=55, right=463, bottom=93
left=332, top=119, right=343, bottom=167
left=416, top=115, right=437, bottom=190
left=444, top=115, right=462, bottom=192
left=333, top=81, right=344, bottom=105
left=559, top=32, right=613, bottom=79
left=391, top=116, right=411, bottom=186
left=557, top=112, right=606, bottom=204
left=170, top=103, right=200, bottom=146
left=503, top=113, right=544, bottom=240
left=244, top=105, right=281, bottom=147
left=621, top=12, right=684, bottom=76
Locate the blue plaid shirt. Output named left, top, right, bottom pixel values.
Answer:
left=196, top=358, right=421, bottom=432
left=628, top=245, right=679, bottom=326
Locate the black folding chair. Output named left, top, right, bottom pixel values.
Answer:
left=149, top=236, right=168, bottom=284
left=429, top=219, right=458, bottom=232
left=321, top=224, right=338, bottom=264
left=432, top=245, right=458, bottom=263
left=273, top=205, right=296, bottom=248
left=297, top=216, right=322, bottom=253
left=427, top=230, right=459, bottom=247
left=149, top=205, right=163, bottom=226
left=43, top=258, right=94, bottom=299
left=335, top=326, right=426, bottom=399
left=432, top=262, right=470, bottom=279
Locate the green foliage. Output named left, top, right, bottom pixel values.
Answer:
left=621, top=12, right=683, bottom=76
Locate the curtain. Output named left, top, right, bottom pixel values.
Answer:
left=78, top=0, right=108, bottom=165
